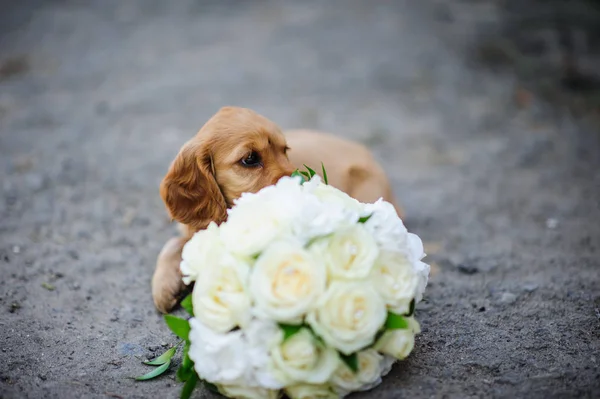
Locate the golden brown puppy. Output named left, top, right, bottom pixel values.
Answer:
left=152, top=106, right=402, bottom=313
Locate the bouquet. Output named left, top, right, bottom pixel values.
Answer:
left=137, top=166, right=430, bottom=399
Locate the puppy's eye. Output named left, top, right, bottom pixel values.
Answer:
left=240, top=151, right=261, bottom=167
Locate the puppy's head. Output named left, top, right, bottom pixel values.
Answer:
left=160, top=107, right=296, bottom=231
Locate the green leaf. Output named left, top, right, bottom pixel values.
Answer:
left=405, top=299, right=415, bottom=317
left=144, top=346, right=177, bottom=366
left=385, top=312, right=409, bottom=330
left=321, top=162, right=328, bottom=185
left=135, top=360, right=171, bottom=380
left=177, top=363, right=194, bottom=382
left=358, top=214, right=373, bottom=224
left=305, top=233, right=334, bottom=249
left=306, top=326, right=326, bottom=346
left=291, top=170, right=306, bottom=183
left=177, top=343, right=195, bottom=382
left=339, top=352, right=359, bottom=373
left=164, top=315, right=190, bottom=341
left=180, top=294, right=194, bottom=316
left=41, top=282, right=55, bottom=291
left=182, top=342, right=193, bottom=368
left=303, top=164, right=317, bottom=178
left=299, top=171, right=311, bottom=179
left=373, top=328, right=386, bottom=344
left=204, top=381, right=220, bottom=394
left=180, top=372, right=198, bottom=399
left=279, top=324, right=303, bottom=341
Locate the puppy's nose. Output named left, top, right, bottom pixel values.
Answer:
left=283, top=165, right=296, bottom=176
left=274, top=165, right=297, bottom=183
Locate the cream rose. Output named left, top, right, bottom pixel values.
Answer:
left=374, top=318, right=421, bottom=360
left=306, top=281, right=387, bottom=354
left=217, top=385, right=281, bottom=399
left=180, top=222, right=223, bottom=284
left=310, top=224, right=379, bottom=280
left=250, top=240, right=326, bottom=323
left=271, top=328, right=338, bottom=384
left=285, top=384, right=338, bottom=399
left=192, top=253, right=251, bottom=333
left=331, top=349, right=384, bottom=393
left=370, top=250, right=419, bottom=314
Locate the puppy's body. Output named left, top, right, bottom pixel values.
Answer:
left=285, top=130, right=401, bottom=216
left=152, top=107, right=402, bottom=313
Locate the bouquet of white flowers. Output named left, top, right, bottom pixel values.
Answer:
left=137, top=166, right=429, bottom=399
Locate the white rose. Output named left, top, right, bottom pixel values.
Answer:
left=374, top=318, right=421, bottom=360
left=271, top=328, right=338, bottom=384
left=220, top=177, right=304, bottom=257
left=310, top=224, right=379, bottom=280
left=307, top=281, right=387, bottom=354
left=380, top=354, right=396, bottom=377
left=285, top=384, right=338, bottom=399
left=192, top=253, right=251, bottom=333
left=370, top=251, right=419, bottom=314
left=217, top=385, right=281, bottom=399
left=331, top=349, right=384, bottom=393
left=180, top=222, right=223, bottom=284
left=187, top=318, right=250, bottom=384
left=363, top=199, right=408, bottom=252
left=250, top=240, right=326, bottom=323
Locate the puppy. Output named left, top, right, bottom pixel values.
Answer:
left=152, top=106, right=402, bottom=313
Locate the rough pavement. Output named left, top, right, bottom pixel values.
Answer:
left=1, top=1, right=599, bottom=398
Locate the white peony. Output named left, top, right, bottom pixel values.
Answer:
left=374, top=318, right=421, bottom=360
left=363, top=198, right=408, bottom=253
left=217, top=385, right=281, bottom=399
left=271, top=328, right=338, bottom=385
left=303, top=176, right=364, bottom=217
left=180, top=222, right=223, bottom=285
left=250, top=240, right=327, bottom=323
left=413, top=260, right=430, bottom=304
left=244, top=318, right=285, bottom=389
left=285, top=384, right=338, bottom=399
left=306, top=281, right=387, bottom=355
left=309, top=224, right=379, bottom=280
left=290, top=194, right=352, bottom=243
left=191, top=252, right=252, bottom=333
left=187, top=318, right=249, bottom=384
left=370, top=250, right=419, bottom=314
left=331, top=349, right=385, bottom=393
left=220, top=177, right=304, bottom=257
left=406, top=232, right=429, bottom=303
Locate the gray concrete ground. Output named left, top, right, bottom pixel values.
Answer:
left=1, top=1, right=599, bottom=398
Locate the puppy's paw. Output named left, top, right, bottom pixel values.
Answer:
left=152, top=237, right=187, bottom=314
left=152, top=278, right=184, bottom=314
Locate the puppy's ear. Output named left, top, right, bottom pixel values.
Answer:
left=160, top=143, right=228, bottom=230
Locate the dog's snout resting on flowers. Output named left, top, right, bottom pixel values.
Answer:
left=152, top=106, right=403, bottom=313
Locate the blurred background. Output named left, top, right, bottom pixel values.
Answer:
left=1, top=1, right=599, bottom=398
